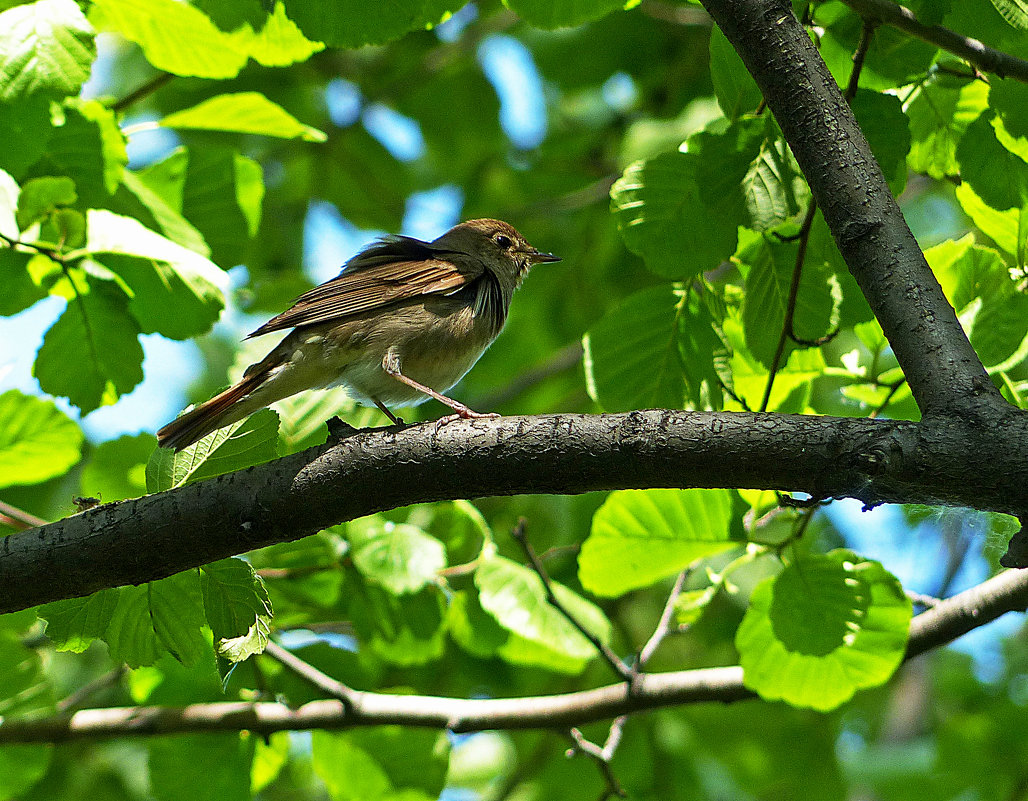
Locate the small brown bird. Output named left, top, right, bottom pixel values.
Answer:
left=157, top=219, right=559, bottom=450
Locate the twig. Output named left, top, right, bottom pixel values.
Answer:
left=836, top=0, right=1028, bottom=84
left=906, top=590, right=941, bottom=608
left=759, top=21, right=873, bottom=413
left=109, top=72, right=174, bottom=113
left=566, top=725, right=627, bottom=799
left=869, top=378, right=907, bottom=418
left=637, top=570, right=690, bottom=666
left=262, top=640, right=355, bottom=709
left=0, top=500, right=47, bottom=530
left=56, top=666, right=127, bottom=714
left=510, top=520, right=632, bottom=682
left=255, top=565, right=337, bottom=580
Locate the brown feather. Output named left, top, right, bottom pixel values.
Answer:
left=248, top=241, right=482, bottom=339
left=156, top=361, right=276, bottom=450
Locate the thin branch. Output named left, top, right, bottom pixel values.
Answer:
left=760, top=20, right=872, bottom=412
left=108, top=72, right=174, bottom=113
left=3, top=567, right=1026, bottom=743
left=760, top=201, right=819, bottom=413
left=637, top=570, right=690, bottom=666
left=869, top=378, right=907, bottom=418
left=0, top=500, right=47, bottom=530
left=567, top=727, right=627, bottom=799
left=837, top=0, right=1028, bottom=84
left=262, top=641, right=355, bottom=708
left=511, top=520, right=633, bottom=682
left=56, top=666, right=127, bottom=714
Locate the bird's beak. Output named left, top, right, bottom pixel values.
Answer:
left=526, top=249, right=561, bottom=264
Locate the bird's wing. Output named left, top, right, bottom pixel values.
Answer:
left=248, top=237, right=480, bottom=338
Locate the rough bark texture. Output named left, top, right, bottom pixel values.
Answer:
left=701, top=0, right=1008, bottom=419
left=4, top=410, right=1028, bottom=613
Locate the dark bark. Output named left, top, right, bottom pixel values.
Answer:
left=700, top=0, right=1010, bottom=419
left=4, top=409, right=1028, bottom=614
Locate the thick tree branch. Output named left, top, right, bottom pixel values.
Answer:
left=2, top=566, right=1023, bottom=743
left=700, top=0, right=1008, bottom=419
left=4, top=410, right=1027, bottom=614
left=837, top=0, right=1028, bottom=83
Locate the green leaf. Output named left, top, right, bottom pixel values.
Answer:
left=147, top=408, right=280, bottom=491
left=446, top=589, right=509, bottom=658
left=475, top=554, right=612, bottom=669
left=926, top=235, right=1028, bottom=369
left=40, top=589, right=120, bottom=652
left=104, top=572, right=208, bottom=668
left=0, top=0, right=95, bottom=102
left=282, top=0, right=466, bottom=48
left=579, top=488, right=735, bottom=597
left=583, top=285, right=689, bottom=412
left=0, top=251, right=49, bottom=316
left=314, top=728, right=449, bottom=801
left=954, top=182, right=1028, bottom=261
left=201, top=558, right=273, bottom=662
left=0, top=744, right=50, bottom=801
left=226, top=1, right=324, bottom=67
left=28, top=100, right=126, bottom=205
left=743, top=136, right=808, bottom=231
left=992, top=77, right=1028, bottom=142
left=15, top=175, right=76, bottom=229
left=502, top=0, right=625, bottom=29
left=957, top=111, right=1028, bottom=211
left=0, top=389, right=82, bottom=488
left=0, top=167, right=17, bottom=236
left=350, top=522, right=446, bottom=595
left=347, top=578, right=447, bottom=666
left=33, top=271, right=144, bottom=414
left=161, top=92, right=326, bottom=142
left=738, top=231, right=841, bottom=367
left=312, top=730, right=392, bottom=801
left=851, top=89, right=911, bottom=193
left=252, top=733, right=290, bottom=794
left=179, top=147, right=264, bottom=266
left=611, top=119, right=764, bottom=278
left=729, top=329, right=826, bottom=412
left=709, top=26, right=762, bottom=120
left=90, top=0, right=248, bottom=78
left=673, top=585, right=718, bottom=627
left=0, top=93, right=52, bottom=176
left=736, top=550, right=911, bottom=711
left=149, top=734, right=253, bottom=801
left=907, top=79, right=989, bottom=179
left=83, top=209, right=227, bottom=339
left=80, top=432, right=154, bottom=502
left=988, top=0, right=1028, bottom=28
left=272, top=387, right=357, bottom=454
left=116, top=169, right=210, bottom=257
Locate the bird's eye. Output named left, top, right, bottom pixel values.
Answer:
left=494, top=234, right=513, bottom=249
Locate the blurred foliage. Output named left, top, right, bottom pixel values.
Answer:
left=1, top=0, right=1028, bottom=799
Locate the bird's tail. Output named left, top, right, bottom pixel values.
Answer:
left=156, top=363, right=275, bottom=450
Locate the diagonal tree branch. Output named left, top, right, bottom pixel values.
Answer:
left=2, top=566, right=1023, bottom=743
left=3, top=410, right=1027, bottom=614
left=699, top=0, right=1009, bottom=419
left=837, top=0, right=1028, bottom=84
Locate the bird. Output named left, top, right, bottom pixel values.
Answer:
left=156, top=218, right=560, bottom=450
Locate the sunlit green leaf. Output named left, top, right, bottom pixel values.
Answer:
left=201, top=558, right=273, bottom=662
left=579, top=488, right=735, bottom=597
left=736, top=550, right=911, bottom=711
left=0, top=389, right=82, bottom=488
left=40, top=589, right=120, bottom=653
left=476, top=555, right=612, bottom=671
left=350, top=522, right=446, bottom=595
left=0, top=0, right=95, bottom=101
left=161, top=92, right=326, bottom=142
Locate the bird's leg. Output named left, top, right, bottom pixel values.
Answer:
left=371, top=397, right=405, bottom=426
left=381, top=352, right=499, bottom=422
